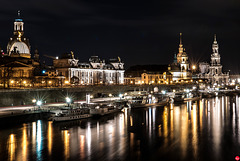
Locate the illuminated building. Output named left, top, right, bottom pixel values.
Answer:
left=198, top=35, right=229, bottom=86
left=168, top=33, right=191, bottom=81
left=124, top=65, right=172, bottom=85
left=0, top=11, right=40, bottom=88
left=53, top=54, right=124, bottom=85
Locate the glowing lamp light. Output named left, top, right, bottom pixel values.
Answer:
left=49, top=81, right=52, bottom=84
left=32, top=99, right=36, bottom=103
left=66, top=97, right=71, bottom=103
left=119, top=94, right=123, bottom=98
left=192, top=65, right=196, bottom=70
left=161, top=90, right=166, bottom=95
left=36, top=100, right=42, bottom=106
left=109, top=93, right=112, bottom=97
left=23, top=80, right=26, bottom=84
left=10, top=80, right=14, bottom=84
left=65, top=80, right=69, bottom=84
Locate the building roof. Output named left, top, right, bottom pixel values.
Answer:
left=10, top=41, right=30, bottom=54
left=125, top=65, right=169, bottom=77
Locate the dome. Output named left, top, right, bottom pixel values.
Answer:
left=10, top=41, right=30, bottom=54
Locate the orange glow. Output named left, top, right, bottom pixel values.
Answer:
left=8, top=134, right=16, bottom=161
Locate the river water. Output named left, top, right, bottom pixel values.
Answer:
left=1, top=95, right=240, bottom=161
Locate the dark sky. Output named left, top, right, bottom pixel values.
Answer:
left=0, top=0, right=240, bottom=73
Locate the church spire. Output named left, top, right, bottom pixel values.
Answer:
left=212, top=34, right=219, bottom=55
left=178, top=33, right=183, bottom=54
left=14, top=10, right=24, bottom=36
left=18, top=10, right=21, bottom=18
left=214, top=34, right=217, bottom=44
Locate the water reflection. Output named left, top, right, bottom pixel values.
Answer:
left=62, top=130, right=69, bottom=161
left=2, top=96, right=240, bottom=161
left=22, top=124, right=28, bottom=161
left=8, top=134, right=16, bottom=161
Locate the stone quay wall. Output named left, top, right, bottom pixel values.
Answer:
left=0, top=84, right=195, bottom=107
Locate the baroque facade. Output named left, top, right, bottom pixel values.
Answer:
left=0, top=12, right=40, bottom=88
left=169, top=33, right=191, bottom=81
left=198, top=35, right=229, bottom=85
left=0, top=12, right=124, bottom=88
left=53, top=54, right=124, bottom=85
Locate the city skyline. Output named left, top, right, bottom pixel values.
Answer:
left=0, top=1, right=240, bottom=73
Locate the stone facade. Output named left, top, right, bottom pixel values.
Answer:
left=53, top=54, right=124, bottom=85
left=169, top=33, right=191, bottom=81
left=198, top=35, right=229, bottom=86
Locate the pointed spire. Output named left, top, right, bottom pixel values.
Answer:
left=214, top=34, right=217, bottom=44
left=178, top=33, right=183, bottom=54
left=180, top=33, right=182, bottom=45
left=18, top=10, right=21, bottom=18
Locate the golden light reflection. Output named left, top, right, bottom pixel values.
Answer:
left=48, top=121, right=53, bottom=155
left=163, top=106, right=168, bottom=147
left=32, top=122, right=36, bottom=150
left=170, top=106, right=173, bottom=139
left=191, top=104, right=198, bottom=159
left=130, top=115, right=133, bottom=127
left=180, top=104, right=188, bottom=158
left=79, top=135, right=85, bottom=160
left=8, top=134, right=16, bottom=161
left=22, top=124, right=28, bottom=161
left=63, top=130, right=70, bottom=161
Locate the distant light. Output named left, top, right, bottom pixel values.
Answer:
left=66, top=97, right=71, bottom=103
left=23, top=80, right=26, bottom=84
left=192, top=65, right=196, bottom=70
left=32, top=99, right=36, bottom=103
left=56, top=56, right=59, bottom=59
left=65, top=80, right=69, bottom=84
left=109, top=93, right=112, bottom=97
left=10, top=80, right=14, bottom=84
left=36, top=100, right=42, bottom=106
left=119, top=94, right=123, bottom=98
left=42, top=70, right=46, bottom=74
left=161, top=90, right=166, bottom=94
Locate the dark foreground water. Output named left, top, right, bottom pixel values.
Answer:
left=1, top=96, right=240, bottom=161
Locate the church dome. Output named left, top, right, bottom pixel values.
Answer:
left=10, top=41, right=30, bottom=54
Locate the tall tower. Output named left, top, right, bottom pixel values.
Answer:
left=7, top=11, right=31, bottom=58
left=13, top=10, right=24, bottom=36
left=209, top=34, right=222, bottom=75
left=176, top=33, right=189, bottom=71
left=210, top=34, right=221, bottom=65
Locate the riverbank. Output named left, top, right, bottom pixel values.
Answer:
left=0, top=84, right=195, bottom=107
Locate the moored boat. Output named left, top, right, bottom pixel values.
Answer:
left=90, top=104, right=121, bottom=116
left=52, top=108, right=91, bottom=122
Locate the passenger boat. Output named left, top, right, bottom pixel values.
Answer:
left=52, top=108, right=91, bottom=122
left=90, top=104, right=121, bottom=116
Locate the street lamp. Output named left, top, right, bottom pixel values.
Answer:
left=32, top=99, right=36, bottom=111
left=36, top=100, right=42, bottom=110
left=192, top=65, right=196, bottom=70
left=66, top=97, right=71, bottom=107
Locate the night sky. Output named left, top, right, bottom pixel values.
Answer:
left=0, top=0, right=240, bottom=73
